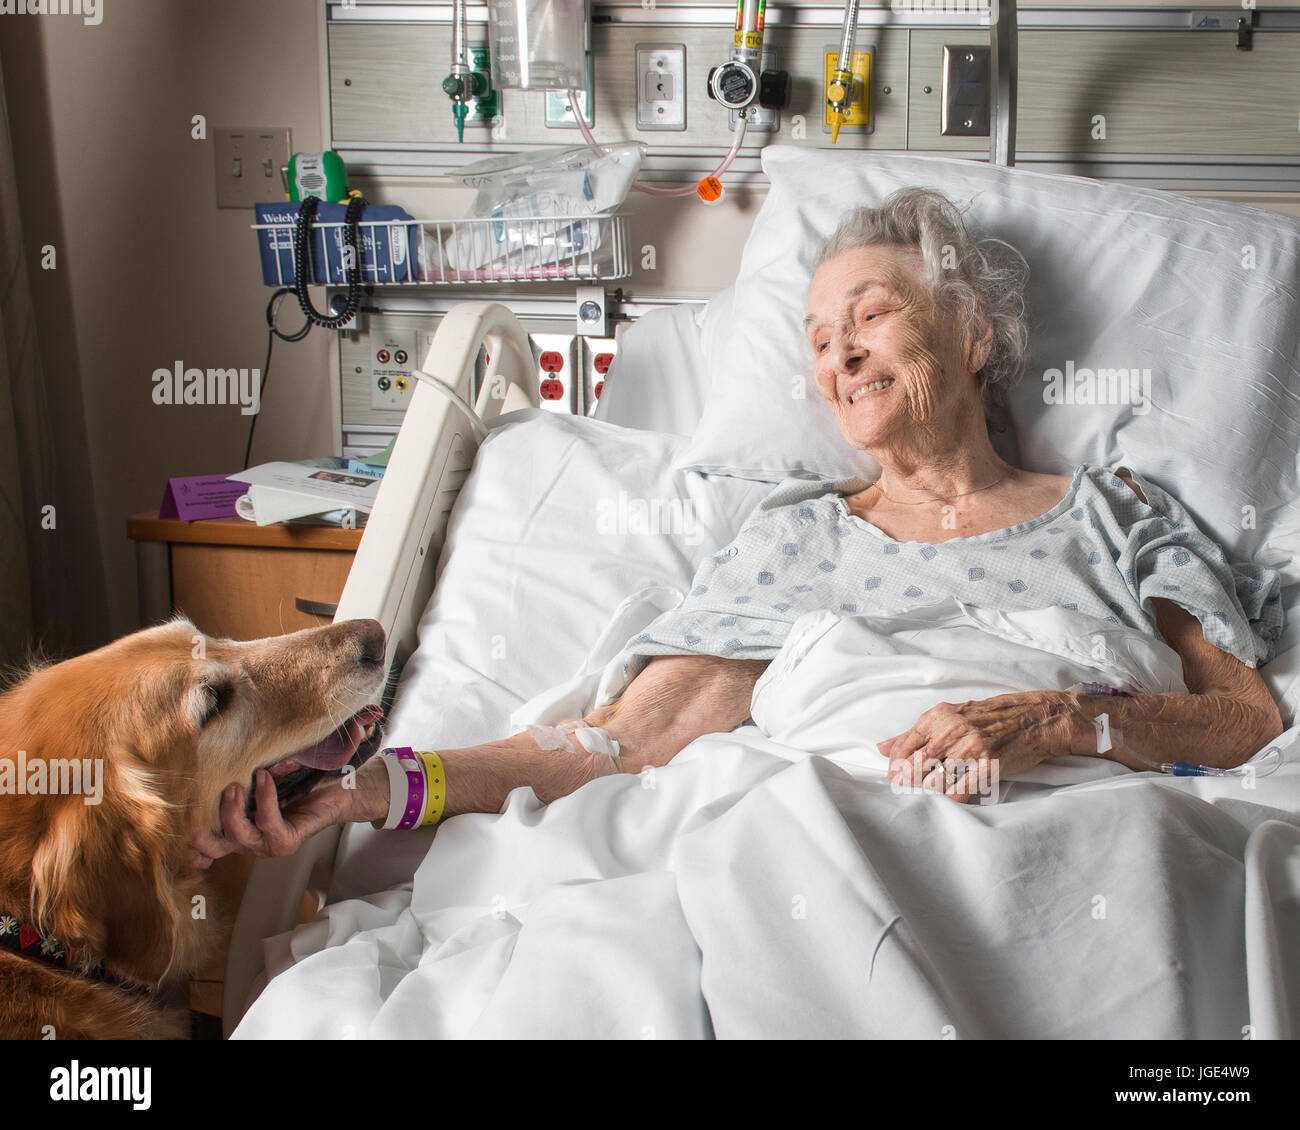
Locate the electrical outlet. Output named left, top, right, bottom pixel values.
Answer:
left=581, top=337, right=618, bottom=415
left=636, top=44, right=686, bottom=131
left=215, top=127, right=291, bottom=209
left=530, top=334, right=578, bottom=413
left=823, top=47, right=874, bottom=134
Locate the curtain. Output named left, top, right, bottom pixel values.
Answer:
left=0, top=48, right=108, bottom=667
left=0, top=53, right=37, bottom=666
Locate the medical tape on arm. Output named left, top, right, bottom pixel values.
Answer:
left=1064, top=684, right=1124, bottom=754
left=526, top=720, right=623, bottom=777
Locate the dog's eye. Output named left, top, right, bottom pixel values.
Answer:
left=200, top=683, right=235, bottom=728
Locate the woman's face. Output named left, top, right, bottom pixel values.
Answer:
left=805, top=242, right=982, bottom=451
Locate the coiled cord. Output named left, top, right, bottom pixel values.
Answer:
left=293, top=193, right=366, bottom=329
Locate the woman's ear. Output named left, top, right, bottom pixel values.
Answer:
left=965, top=315, right=994, bottom=374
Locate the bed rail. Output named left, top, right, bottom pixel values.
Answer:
left=221, top=302, right=538, bottom=1036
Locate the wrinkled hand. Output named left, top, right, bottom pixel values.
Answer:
left=877, top=690, right=1078, bottom=804
left=187, top=764, right=383, bottom=869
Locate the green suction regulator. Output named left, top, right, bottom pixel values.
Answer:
left=442, top=0, right=485, bottom=142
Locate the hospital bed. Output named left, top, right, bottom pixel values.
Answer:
left=223, top=148, right=1300, bottom=1039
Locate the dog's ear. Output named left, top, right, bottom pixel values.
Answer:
left=30, top=761, right=182, bottom=982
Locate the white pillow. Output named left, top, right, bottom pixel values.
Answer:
left=593, top=302, right=710, bottom=437
left=678, top=147, right=1300, bottom=580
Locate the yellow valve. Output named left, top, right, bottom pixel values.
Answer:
left=823, top=50, right=872, bottom=142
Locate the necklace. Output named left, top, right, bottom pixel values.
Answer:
left=872, top=472, right=1008, bottom=506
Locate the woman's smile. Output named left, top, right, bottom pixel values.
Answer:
left=847, top=376, right=896, bottom=404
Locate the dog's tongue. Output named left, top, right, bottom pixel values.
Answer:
left=294, top=705, right=384, bottom=770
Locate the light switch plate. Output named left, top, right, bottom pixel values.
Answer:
left=940, top=45, right=990, bottom=136
left=636, top=43, right=686, bottom=131
left=215, top=127, right=292, bottom=209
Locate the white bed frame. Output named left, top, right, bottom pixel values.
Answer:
left=221, top=302, right=539, bottom=1035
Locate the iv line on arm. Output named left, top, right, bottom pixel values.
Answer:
left=1063, top=683, right=1283, bottom=779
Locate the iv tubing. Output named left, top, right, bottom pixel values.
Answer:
left=1064, top=689, right=1284, bottom=779
left=565, top=88, right=749, bottom=198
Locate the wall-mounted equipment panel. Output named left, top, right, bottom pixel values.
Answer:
left=327, top=5, right=1300, bottom=182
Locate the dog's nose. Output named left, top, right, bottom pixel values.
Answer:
left=353, top=619, right=386, bottom=666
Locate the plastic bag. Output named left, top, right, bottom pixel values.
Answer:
left=443, top=142, right=645, bottom=273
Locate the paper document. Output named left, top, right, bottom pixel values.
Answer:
left=228, top=460, right=383, bottom=526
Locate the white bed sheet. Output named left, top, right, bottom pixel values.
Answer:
left=314, top=406, right=1300, bottom=1000
left=234, top=597, right=1300, bottom=1039
left=323, top=409, right=770, bottom=904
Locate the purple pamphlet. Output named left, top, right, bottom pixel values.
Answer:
left=159, top=475, right=246, bottom=521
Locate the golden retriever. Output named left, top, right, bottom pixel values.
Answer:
left=0, top=617, right=385, bottom=1039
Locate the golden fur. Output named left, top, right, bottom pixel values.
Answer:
left=0, top=617, right=385, bottom=1039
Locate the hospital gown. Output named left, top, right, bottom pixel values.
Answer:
left=608, top=463, right=1284, bottom=694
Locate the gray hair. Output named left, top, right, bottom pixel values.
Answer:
left=813, top=187, right=1030, bottom=427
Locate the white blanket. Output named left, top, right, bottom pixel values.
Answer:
left=233, top=602, right=1300, bottom=1039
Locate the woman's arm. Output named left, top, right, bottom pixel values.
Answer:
left=191, top=654, right=768, bottom=864
left=1067, top=595, right=1284, bottom=771
left=371, top=653, right=768, bottom=820
left=876, top=596, right=1284, bottom=800
left=1077, top=469, right=1285, bottom=770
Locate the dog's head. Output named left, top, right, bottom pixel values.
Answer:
left=0, top=617, right=386, bottom=983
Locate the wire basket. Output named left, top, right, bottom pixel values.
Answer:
left=252, top=211, right=631, bottom=286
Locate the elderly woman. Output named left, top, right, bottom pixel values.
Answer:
left=193, top=188, right=1284, bottom=862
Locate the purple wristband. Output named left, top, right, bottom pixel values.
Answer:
left=383, top=747, right=427, bottom=831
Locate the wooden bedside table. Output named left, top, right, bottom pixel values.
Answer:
left=126, top=512, right=364, bottom=640
left=126, top=512, right=366, bottom=1020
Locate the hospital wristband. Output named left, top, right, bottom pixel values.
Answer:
left=417, top=751, right=446, bottom=828
left=375, top=747, right=427, bottom=831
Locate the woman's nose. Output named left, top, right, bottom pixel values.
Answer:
left=826, top=330, right=866, bottom=374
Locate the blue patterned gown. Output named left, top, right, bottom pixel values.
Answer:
left=606, top=464, right=1284, bottom=694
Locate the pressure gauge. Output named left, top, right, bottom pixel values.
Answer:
left=709, top=60, right=758, bottom=110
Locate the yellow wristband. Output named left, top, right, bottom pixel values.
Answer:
left=418, top=751, right=446, bottom=828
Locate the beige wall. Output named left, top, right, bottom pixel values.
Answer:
left=4, top=0, right=331, bottom=647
